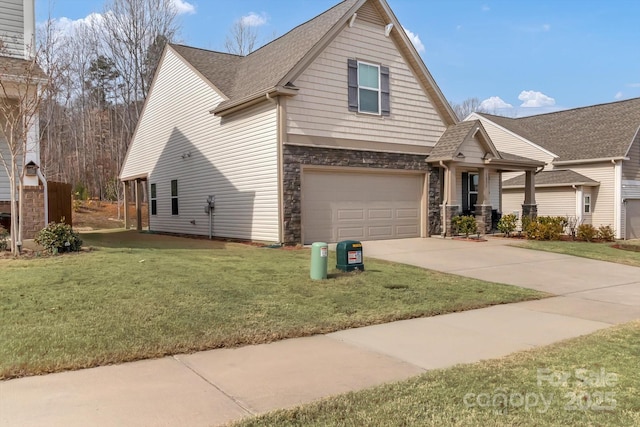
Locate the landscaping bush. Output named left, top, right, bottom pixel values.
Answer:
left=0, top=225, right=7, bottom=251
left=597, top=225, right=616, bottom=242
left=577, top=223, right=598, bottom=242
left=523, top=216, right=565, bottom=241
left=451, top=215, right=477, bottom=237
left=497, top=213, right=517, bottom=236
left=34, top=220, right=82, bottom=254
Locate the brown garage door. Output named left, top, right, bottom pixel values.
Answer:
left=302, top=170, right=423, bottom=244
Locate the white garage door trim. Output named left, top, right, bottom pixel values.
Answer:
left=301, top=167, right=425, bottom=244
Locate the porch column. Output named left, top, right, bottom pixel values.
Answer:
left=444, top=164, right=460, bottom=236
left=123, top=181, right=130, bottom=229
left=135, top=179, right=142, bottom=231
left=522, top=169, right=538, bottom=219
left=475, top=167, right=493, bottom=233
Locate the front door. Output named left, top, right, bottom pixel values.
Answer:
left=462, top=172, right=478, bottom=215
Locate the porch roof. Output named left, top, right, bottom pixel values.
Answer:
left=427, top=120, right=544, bottom=169
left=503, top=169, right=599, bottom=189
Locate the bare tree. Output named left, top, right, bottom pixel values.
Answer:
left=224, top=19, right=258, bottom=56
left=450, top=97, right=487, bottom=120
left=0, top=46, right=49, bottom=254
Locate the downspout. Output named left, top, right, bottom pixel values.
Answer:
left=612, top=158, right=622, bottom=239
left=439, top=161, right=448, bottom=237
left=571, top=184, right=580, bottom=225
left=36, top=168, right=48, bottom=225
left=266, top=93, right=285, bottom=245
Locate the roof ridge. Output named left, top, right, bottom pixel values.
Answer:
left=514, top=96, right=640, bottom=121
left=169, top=43, right=241, bottom=58
left=245, top=0, right=357, bottom=59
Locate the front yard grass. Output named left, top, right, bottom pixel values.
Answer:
left=235, top=321, right=640, bottom=427
left=0, top=231, right=546, bottom=379
left=516, top=240, right=640, bottom=267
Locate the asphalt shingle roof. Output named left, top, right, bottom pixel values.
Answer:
left=503, top=170, right=599, bottom=188
left=428, top=120, right=482, bottom=161
left=478, top=97, right=640, bottom=161
left=170, top=0, right=359, bottom=108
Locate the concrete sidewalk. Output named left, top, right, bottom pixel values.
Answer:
left=2, top=237, right=640, bottom=426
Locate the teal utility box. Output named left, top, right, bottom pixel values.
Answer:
left=336, top=240, right=364, bottom=272
left=310, top=242, right=329, bottom=280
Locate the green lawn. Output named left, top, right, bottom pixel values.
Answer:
left=235, top=321, right=640, bottom=427
left=516, top=240, right=640, bottom=267
left=0, top=231, right=546, bottom=379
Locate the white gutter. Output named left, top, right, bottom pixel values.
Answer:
left=36, top=168, right=48, bottom=225
left=554, top=156, right=628, bottom=166
left=613, top=159, right=622, bottom=239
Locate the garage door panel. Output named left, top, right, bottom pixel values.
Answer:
left=626, top=200, right=640, bottom=239
left=302, top=171, right=423, bottom=244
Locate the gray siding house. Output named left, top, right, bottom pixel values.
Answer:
left=121, top=0, right=539, bottom=244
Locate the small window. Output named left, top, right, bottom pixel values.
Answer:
left=150, top=183, right=157, bottom=215
left=347, top=59, right=390, bottom=116
left=584, top=195, right=591, bottom=214
left=171, top=180, right=179, bottom=215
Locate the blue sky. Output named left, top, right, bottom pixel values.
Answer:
left=36, top=0, right=640, bottom=116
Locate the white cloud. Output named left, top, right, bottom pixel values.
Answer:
left=518, top=90, right=556, bottom=108
left=172, top=0, right=195, bottom=15
left=480, top=96, right=513, bottom=111
left=615, top=91, right=624, bottom=100
left=403, top=27, right=425, bottom=53
left=239, top=12, right=268, bottom=27
left=628, top=83, right=640, bottom=88
left=542, top=24, right=551, bottom=31
left=482, top=4, right=490, bottom=12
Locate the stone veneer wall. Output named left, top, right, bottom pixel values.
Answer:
left=428, top=167, right=442, bottom=236
left=282, top=145, right=439, bottom=244
left=22, top=186, right=45, bottom=239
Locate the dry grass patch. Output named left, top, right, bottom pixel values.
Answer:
left=0, top=231, right=546, bottom=379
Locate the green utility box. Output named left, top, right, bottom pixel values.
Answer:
left=336, top=240, right=365, bottom=272
left=310, top=242, right=329, bottom=280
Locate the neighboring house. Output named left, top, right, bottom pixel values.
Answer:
left=120, top=0, right=540, bottom=244
left=468, top=97, right=640, bottom=239
left=0, top=0, right=49, bottom=239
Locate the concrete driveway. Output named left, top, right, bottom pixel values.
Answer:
left=362, top=237, right=640, bottom=324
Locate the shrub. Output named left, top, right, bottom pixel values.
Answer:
left=0, top=225, right=7, bottom=251
left=34, top=220, right=82, bottom=254
left=497, top=214, right=518, bottom=236
left=451, top=215, right=477, bottom=238
left=577, top=223, right=598, bottom=242
left=523, top=216, right=564, bottom=241
left=597, top=225, right=616, bottom=242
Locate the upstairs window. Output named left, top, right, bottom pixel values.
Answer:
left=348, top=59, right=390, bottom=116
left=171, top=180, right=179, bottom=215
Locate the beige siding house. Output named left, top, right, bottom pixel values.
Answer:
left=121, top=0, right=539, bottom=244
left=0, top=0, right=47, bottom=239
left=468, top=97, right=640, bottom=239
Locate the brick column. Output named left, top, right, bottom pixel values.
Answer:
left=475, top=204, right=493, bottom=234
left=22, top=186, right=45, bottom=239
left=522, top=204, right=538, bottom=219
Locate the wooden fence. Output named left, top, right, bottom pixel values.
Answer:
left=48, top=181, right=72, bottom=226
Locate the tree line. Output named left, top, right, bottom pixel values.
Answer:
left=36, top=0, right=180, bottom=204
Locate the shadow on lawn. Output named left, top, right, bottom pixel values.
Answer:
left=81, top=230, right=229, bottom=250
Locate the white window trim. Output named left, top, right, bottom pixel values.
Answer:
left=357, top=61, right=381, bottom=115
left=584, top=194, right=591, bottom=214
left=171, top=179, right=179, bottom=216
left=150, top=183, right=157, bottom=216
